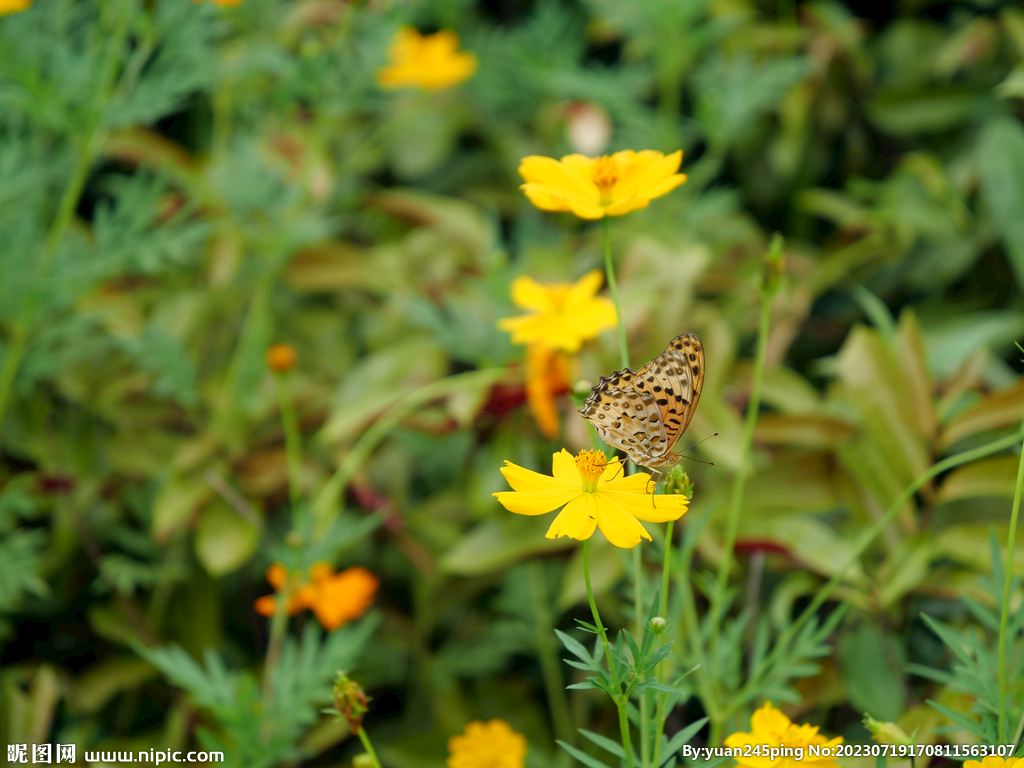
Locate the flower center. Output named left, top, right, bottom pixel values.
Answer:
left=591, top=156, right=619, bottom=201
left=574, top=449, right=609, bottom=492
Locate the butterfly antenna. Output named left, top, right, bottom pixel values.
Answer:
left=678, top=432, right=719, bottom=466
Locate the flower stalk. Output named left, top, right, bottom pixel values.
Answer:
left=709, top=235, right=783, bottom=697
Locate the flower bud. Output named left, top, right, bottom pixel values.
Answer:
left=353, top=755, right=374, bottom=768
left=863, top=714, right=912, bottom=746
left=649, top=617, right=668, bottom=633
left=332, top=671, right=370, bottom=733
left=663, top=466, right=692, bottom=498
left=266, top=343, right=298, bottom=374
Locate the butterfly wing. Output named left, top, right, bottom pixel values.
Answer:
left=632, top=333, right=704, bottom=451
left=578, top=333, right=705, bottom=468
left=579, top=380, right=668, bottom=466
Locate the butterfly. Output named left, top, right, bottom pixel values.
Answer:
left=578, top=333, right=705, bottom=469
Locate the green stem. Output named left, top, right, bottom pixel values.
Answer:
left=311, top=368, right=506, bottom=533
left=275, top=371, right=304, bottom=512
left=261, top=587, right=291, bottom=730
left=651, top=521, right=675, bottom=768
left=357, top=727, right=384, bottom=768
left=527, top=561, right=575, bottom=745
left=602, top=217, right=630, bottom=370
left=0, top=0, right=135, bottom=436
left=709, top=248, right=776, bottom=682
left=584, top=540, right=634, bottom=768
left=997, top=420, right=1024, bottom=743
left=676, top=508, right=720, bottom=732
left=725, top=425, right=1024, bottom=718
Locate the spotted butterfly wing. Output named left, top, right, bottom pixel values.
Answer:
left=578, top=333, right=705, bottom=468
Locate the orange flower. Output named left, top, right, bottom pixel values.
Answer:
left=191, top=0, right=245, bottom=6
left=377, top=27, right=477, bottom=91
left=253, top=563, right=308, bottom=617
left=255, top=563, right=378, bottom=631
left=266, top=343, right=298, bottom=373
left=524, top=344, right=570, bottom=439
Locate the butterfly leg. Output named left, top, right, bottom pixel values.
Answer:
left=646, top=468, right=664, bottom=507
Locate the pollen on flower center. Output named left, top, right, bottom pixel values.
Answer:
left=591, top=156, right=620, bottom=199
left=574, top=449, right=609, bottom=491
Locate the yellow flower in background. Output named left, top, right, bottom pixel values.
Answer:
left=498, top=270, right=617, bottom=353
left=0, top=0, right=31, bottom=15
left=191, top=0, right=245, bottom=5
left=377, top=27, right=478, bottom=91
left=966, top=758, right=1023, bottom=768
left=725, top=702, right=843, bottom=768
left=447, top=719, right=526, bottom=768
left=494, top=449, right=688, bottom=548
left=519, top=150, right=687, bottom=219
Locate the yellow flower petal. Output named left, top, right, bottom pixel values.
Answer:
left=519, top=149, right=686, bottom=219
left=493, top=489, right=578, bottom=515
left=509, top=275, right=556, bottom=313
left=594, top=495, right=651, bottom=548
left=600, top=490, right=688, bottom=523
left=377, top=27, right=477, bottom=91
left=499, top=461, right=576, bottom=494
left=551, top=449, right=582, bottom=486
left=498, top=272, right=616, bottom=352
left=545, top=493, right=598, bottom=541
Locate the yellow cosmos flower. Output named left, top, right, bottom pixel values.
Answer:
left=191, top=0, right=245, bottom=5
left=493, top=449, right=688, bottom=549
left=377, top=27, right=478, bottom=91
left=447, top=719, right=526, bottom=768
left=519, top=150, right=687, bottom=220
left=966, top=758, right=1023, bottom=768
left=498, top=270, right=617, bottom=353
left=725, top=702, right=843, bottom=768
left=0, top=0, right=31, bottom=15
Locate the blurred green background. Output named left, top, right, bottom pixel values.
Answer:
left=1, top=0, right=1024, bottom=765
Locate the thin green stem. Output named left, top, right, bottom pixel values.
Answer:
left=584, top=540, right=634, bottom=768
left=356, top=727, right=383, bottom=768
left=602, top=217, right=630, bottom=370
left=275, top=371, right=304, bottom=512
left=527, top=562, right=575, bottom=745
left=0, top=0, right=135, bottom=436
left=261, top=587, right=291, bottom=730
left=311, top=368, right=506, bottom=533
left=725, top=426, right=1024, bottom=719
left=676, top=508, right=720, bottom=729
left=709, top=255, right=775, bottom=683
left=997, top=420, right=1024, bottom=742
left=660, top=522, right=673, bottom=619
left=651, top=520, right=675, bottom=768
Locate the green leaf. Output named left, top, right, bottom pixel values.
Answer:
left=977, top=116, right=1024, bottom=290
left=578, top=729, right=625, bottom=759
left=661, top=718, right=708, bottom=766
left=837, top=623, right=906, bottom=721
left=557, top=741, right=610, bottom=768
left=555, top=629, right=593, bottom=664
left=193, top=499, right=260, bottom=577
